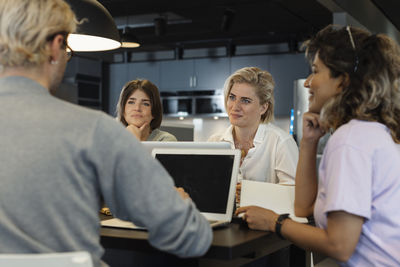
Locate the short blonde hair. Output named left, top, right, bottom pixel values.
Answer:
left=223, top=67, right=275, bottom=123
left=0, top=0, right=77, bottom=70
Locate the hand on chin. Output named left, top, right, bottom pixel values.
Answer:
left=126, top=122, right=151, bottom=141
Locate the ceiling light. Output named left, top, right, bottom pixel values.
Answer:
left=65, top=0, right=121, bottom=52
left=221, top=8, right=235, bottom=32
left=120, top=27, right=140, bottom=48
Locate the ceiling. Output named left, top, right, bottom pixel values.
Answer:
left=83, top=0, right=400, bottom=62
left=372, top=0, right=400, bottom=31
left=98, top=0, right=333, bottom=53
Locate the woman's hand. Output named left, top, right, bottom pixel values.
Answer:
left=235, top=206, right=279, bottom=231
left=236, top=182, right=241, bottom=204
left=302, top=112, right=326, bottom=144
left=126, top=122, right=150, bottom=141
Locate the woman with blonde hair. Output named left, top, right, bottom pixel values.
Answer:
left=209, top=67, right=298, bottom=186
left=236, top=25, right=400, bottom=266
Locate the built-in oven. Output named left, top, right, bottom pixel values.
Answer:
left=161, top=90, right=226, bottom=117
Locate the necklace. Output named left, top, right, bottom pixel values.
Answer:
left=233, top=129, right=254, bottom=162
left=234, top=139, right=254, bottom=165
left=232, top=127, right=255, bottom=165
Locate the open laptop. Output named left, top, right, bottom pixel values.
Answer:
left=101, top=148, right=240, bottom=230
left=141, top=141, right=231, bottom=154
left=152, top=148, right=241, bottom=228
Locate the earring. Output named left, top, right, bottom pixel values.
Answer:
left=51, top=60, right=59, bottom=65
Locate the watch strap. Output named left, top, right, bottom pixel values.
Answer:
left=275, top=213, right=290, bottom=240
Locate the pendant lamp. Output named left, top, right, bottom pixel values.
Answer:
left=65, top=0, right=121, bottom=52
left=120, top=27, right=140, bottom=48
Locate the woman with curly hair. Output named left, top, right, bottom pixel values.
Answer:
left=236, top=25, right=400, bottom=266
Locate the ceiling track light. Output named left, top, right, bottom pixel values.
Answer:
left=221, top=8, right=235, bottom=32
left=65, top=0, right=121, bottom=52
left=154, top=16, right=167, bottom=36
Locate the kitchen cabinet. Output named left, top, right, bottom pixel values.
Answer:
left=269, top=53, right=309, bottom=116
left=230, top=55, right=270, bottom=73
left=61, top=57, right=104, bottom=111
left=193, top=58, right=230, bottom=90
left=108, top=53, right=310, bottom=117
left=128, top=61, right=160, bottom=87
left=160, top=59, right=194, bottom=91
left=109, top=63, right=128, bottom=113
left=76, top=74, right=102, bottom=110
left=231, top=53, right=309, bottom=116
left=160, top=58, right=230, bottom=91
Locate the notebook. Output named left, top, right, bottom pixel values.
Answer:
left=153, top=148, right=241, bottom=228
left=240, top=180, right=308, bottom=223
left=101, top=148, right=240, bottom=230
left=141, top=141, right=231, bottom=154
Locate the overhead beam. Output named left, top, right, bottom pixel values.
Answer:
left=318, top=0, right=400, bottom=43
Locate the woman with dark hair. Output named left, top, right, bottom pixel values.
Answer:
left=116, top=79, right=177, bottom=141
left=101, top=79, right=178, bottom=214
left=236, top=25, right=400, bottom=266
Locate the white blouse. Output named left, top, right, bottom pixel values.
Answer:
left=208, top=123, right=299, bottom=184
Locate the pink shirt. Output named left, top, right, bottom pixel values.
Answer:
left=314, top=120, right=400, bottom=266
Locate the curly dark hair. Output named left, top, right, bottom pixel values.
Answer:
left=303, top=25, right=400, bottom=143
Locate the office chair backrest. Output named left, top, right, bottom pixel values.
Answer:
left=0, top=251, right=93, bottom=267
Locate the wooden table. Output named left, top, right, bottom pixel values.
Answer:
left=100, top=215, right=297, bottom=267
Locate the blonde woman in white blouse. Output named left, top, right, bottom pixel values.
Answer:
left=208, top=67, right=299, bottom=186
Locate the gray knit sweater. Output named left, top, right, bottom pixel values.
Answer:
left=0, top=76, right=212, bottom=267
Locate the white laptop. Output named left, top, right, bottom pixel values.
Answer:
left=152, top=148, right=241, bottom=228
left=141, top=141, right=231, bottom=154
left=101, top=148, right=240, bottom=229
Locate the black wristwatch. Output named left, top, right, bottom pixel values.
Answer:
left=275, top=213, right=290, bottom=240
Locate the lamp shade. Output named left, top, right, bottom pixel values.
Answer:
left=121, top=27, right=140, bottom=48
left=65, top=0, right=121, bottom=52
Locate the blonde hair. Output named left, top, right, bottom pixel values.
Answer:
left=223, top=67, right=275, bottom=123
left=0, top=0, right=77, bottom=70
left=304, top=25, right=400, bottom=143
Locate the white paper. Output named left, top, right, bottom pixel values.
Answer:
left=240, top=180, right=307, bottom=223
left=100, top=218, right=146, bottom=230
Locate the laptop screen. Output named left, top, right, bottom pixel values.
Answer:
left=155, top=153, right=234, bottom=213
